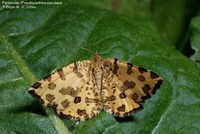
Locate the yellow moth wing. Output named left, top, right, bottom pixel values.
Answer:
left=102, top=58, right=163, bottom=117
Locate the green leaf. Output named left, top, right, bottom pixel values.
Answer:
left=190, top=16, right=200, bottom=69
left=67, top=0, right=150, bottom=20
left=67, top=0, right=192, bottom=47
left=0, top=4, right=200, bottom=134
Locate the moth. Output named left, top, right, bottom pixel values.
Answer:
left=28, top=53, right=163, bottom=121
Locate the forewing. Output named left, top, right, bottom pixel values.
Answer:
left=28, top=60, right=102, bottom=121
left=102, top=58, right=163, bottom=117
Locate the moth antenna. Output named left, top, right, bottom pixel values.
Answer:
left=80, top=47, right=94, bottom=54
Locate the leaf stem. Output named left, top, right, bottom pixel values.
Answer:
left=0, top=35, right=69, bottom=134
left=45, top=107, right=70, bottom=134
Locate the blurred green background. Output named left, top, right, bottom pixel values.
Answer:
left=68, top=0, right=200, bottom=57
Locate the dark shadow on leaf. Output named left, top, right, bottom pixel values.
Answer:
left=115, top=116, right=135, bottom=122
left=11, top=100, right=46, bottom=116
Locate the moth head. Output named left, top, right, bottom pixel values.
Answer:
left=93, top=53, right=101, bottom=61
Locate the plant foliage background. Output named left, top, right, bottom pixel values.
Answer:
left=0, top=0, right=200, bottom=134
